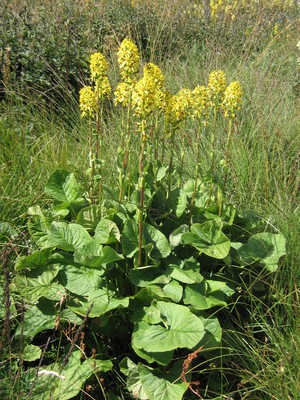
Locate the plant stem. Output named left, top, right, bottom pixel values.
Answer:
left=190, top=124, right=201, bottom=221
left=219, top=117, right=233, bottom=216
left=98, top=97, right=104, bottom=204
left=178, top=121, right=186, bottom=188
left=120, top=93, right=132, bottom=202
left=138, top=119, right=146, bottom=268
left=168, top=131, right=175, bottom=206
left=208, top=105, right=217, bottom=206
left=89, top=119, right=94, bottom=204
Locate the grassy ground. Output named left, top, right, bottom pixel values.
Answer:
left=1, top=1, right=299, bottom=399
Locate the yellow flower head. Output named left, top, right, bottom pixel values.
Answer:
left=222, top=81, right=243, bottom=119
left=165, top=88, right=192, bottom=127
left=90, top=52, right=109, bottom=83
left=208, top=70, right=227, bottom=105
left=114, top=82, right=132, bottom=107
left=143, top=62, right=166, bottom=111
left=95, top=76, right=111, bottom=98
left=192, top=85, right=211, bottom=124
left=144, top=63, right=165, bottom=90
left=79, top=86, right=97, bottom=118
left=117, top=38, right=140, bottom=84
left=132, top=76, right=156, bottom=117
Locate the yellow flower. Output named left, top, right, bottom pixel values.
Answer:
left=208, top=70, right=227, bottom=105
left=117, top=38, right=140, bottom=84
left=114, top=82, right=132, bottom=107
left=143, top=62, right=166, bottom=110
left=90, top=52, right=109, bottom=83
left=79, top=86, right=97, bottom=118
left=95, top=76, right=111, bottom=98
left=132, top=76, right=156, bottom=117
left=165, top=88, right=192, bottom=128
left=192, top=85, right=211, bottom=124
left=222, top=81, right=243, bottom=119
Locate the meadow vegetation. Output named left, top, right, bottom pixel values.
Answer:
left=0, top=1, right=299, bottom=399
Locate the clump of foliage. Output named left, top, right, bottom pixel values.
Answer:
left=0, top=39, right=288, bottom=400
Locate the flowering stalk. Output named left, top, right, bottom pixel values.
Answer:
left=137, top=120, right=146, bottom=268
left=190, top=124, right=201, bottom=221
left=207, top=70, right=227, bottom=206
left=220, top=80, right=243, bottom=214
left=168, top=130, right=175, bottom=206
left=178, top=120, right=186, bottom=188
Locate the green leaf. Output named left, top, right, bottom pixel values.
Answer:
left=138, top=362, right=189, bottom=400
left=133, top=301, right=204, bottom=352
left=132, top=322, right=174, bottom=366
left=74, top=241, right=123, bottom=268
left=169, top=225, right=189, bottom=249
left=29, top=351, right=112, bottom=400
left=0, top=222, right=19, bottom=240
left=122, top=220, right=171, bottom=259
left=143, top=223, right=171, bottom=259
left=169, top=188, right=187, bottom=218
left=130, top=267, right=170, bottom=287
left=183, top=280, right=234, bottom=310
left=15, top=274, right=65, bottom=303
left=94, top=218, right=120, bottom=244
left=196, top=317, right=222, bottom=349
left=68, top=288, right=129, bottom=318
left=122, top=219, right=139, bottom=257
left=15, top=248, right=53, bottom=271
left=166, top=257, right=204, bottom=284
left=120, top=358, right=149, bottom=400
left=59, top=264, right=103, bottom=296
left=237, top=232, right=286, bottom=272
left=156, top=166, right=167, bottom=182
left=163, top=281, right=183, bottom=303
left=76, top=205, right=102, bottom=232
left=28, top=205, right=51, bottom=247
left=47, top=222, right=94, bottom=252
left=45, top=170, right=83, bottom=204
left=182, top=221, right=230, bottom=259
left=22, top=344, right=42, bottom=362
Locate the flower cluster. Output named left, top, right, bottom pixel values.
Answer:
left=165, top=88, right=192, bottom=128
left=132, top=76, right=156, bottom=118
left=79, top=86, right=97, bottom=118
left=192, top=85, right=211, bottom=124
left=143, top=63, right=166, bottom=110
left=208, top=70, right=227, bottom=105
left=222, top=81, right=243, bottom=119
left=114, top=82, right=132, bottom=107
left=90, top=52, right=109, bottom=83
left=117, top=38, right=140, bottom=84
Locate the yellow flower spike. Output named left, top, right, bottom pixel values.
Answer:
left=114, top=82, right=132, bottom=107
left=192, top=85, right=211, bottom=125
left=143, top=62, right=166, bottom=110
left=132, top=75, right=156, bottom=118
left=90, top=52, right=109, bottom=83
left=208, top=70, right=227, bottom=106
left=165, top=88, right=192, bottom=128
left=144, top=63, right=165, bottom=90
left=222, top=81, right=243, bottom=119
left=117, top=38, right=140, bottom=84
left=95, top=76, right=111, bottom=98
left=79, top=86, right=97, bottom=118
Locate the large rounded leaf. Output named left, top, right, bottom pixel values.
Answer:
left=45, top=170, right=83, bottom=204
left=181, top=221, right=230, bottom=259
left=133, top=301, right=204, bottom=352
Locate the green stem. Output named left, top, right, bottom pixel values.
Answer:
left=208, top=105, right=217, bottom=206
left=168, top=131, right=175, bottom=207
left=178, top=121, right=186, bottom=188
left=89, top=119, right=94, bottom=204
left=98, top=97, right=104, bottom=204
left=138, top=120, right=146, bottom=268
left=223, top=118, right=233, bottom=195
left=190, top=124, right=201, bottom=221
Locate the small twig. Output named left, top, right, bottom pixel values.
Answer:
left=61, top=302, right=94, bottom=369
